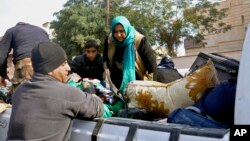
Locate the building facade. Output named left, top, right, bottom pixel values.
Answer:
left=173, top=0, right=250, bottom=69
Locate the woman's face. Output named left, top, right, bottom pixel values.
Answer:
left=114, top=24, right=126, bottom=42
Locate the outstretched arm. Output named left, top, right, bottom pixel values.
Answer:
left=0, top=29, right=13, bottom=78
left=137, top=37, right=157, bottom=79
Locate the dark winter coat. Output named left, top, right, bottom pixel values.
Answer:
left=0, top=23, right=49, bottom=77
left=156, top=56, right=183, bottom=83
left=103, top=37, right=157, bottom=89
left=7, top=73, right=103, bottom=141
left=69, top=54, right=104, bottom=81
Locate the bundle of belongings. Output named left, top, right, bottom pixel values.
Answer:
left=156, top=55, right=183, bottom=83
left=167, top=78, right=236, bottom=129
left=67, top=73, right=124, bottom=118
left=124, top=59, right=219, bottom=118
left=0, top=79, right=12, bottom=113
left=67, top=52, right=239, bottom=128
left=123, top=52, right=239, bottom=128
left=0, top=79, right=12, bottom=102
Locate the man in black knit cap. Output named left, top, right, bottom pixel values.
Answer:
left=7, top=42, right=103, bottom=141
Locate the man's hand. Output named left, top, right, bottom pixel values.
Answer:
left=67, top=73, right=81, bottom=82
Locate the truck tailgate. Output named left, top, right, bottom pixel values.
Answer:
left=71, top=117, right=229, bottom=141
left=0, top=108, right=229, bottom=141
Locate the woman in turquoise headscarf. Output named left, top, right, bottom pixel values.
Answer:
left=102, top=16, right=157, bottom=117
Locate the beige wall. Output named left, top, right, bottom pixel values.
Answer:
left=172, top=0, right=249, bottom=69
left=172, top=50, right=242, bottom=69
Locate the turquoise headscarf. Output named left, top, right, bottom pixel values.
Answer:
left=111, top=16, right=136, bottom=93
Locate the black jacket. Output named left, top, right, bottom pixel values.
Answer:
left=69, top=54, right=104, bottom=81
left=156, top=56, right=183, bottom=83
left=0, top=23, right=49, bottom=77
left=103, top=37, right=157, bottom=88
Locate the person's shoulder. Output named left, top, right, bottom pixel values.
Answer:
left=106, top=33, right=113, bottom=43
left=136, top=36, right=149, bottom=50
left=140, top=36, right=148, bottom=42
left=96, top=54, right=103, bottom=63
left=16, top=23, right=47, bottom=33
left=76, top=54, right=84, bottom=59
left=24, top=24, right=47, bottom=32
left=57, top=82, right=84, bottom=94
left=96, top=54, right=103, bottom=59
left=26, top=23, right=42, bottom=29
left=4, top=25, right=18, bottom=34
left=72, top=54, right=84, bottom=61
left=54, top=83, right=88, bottom=100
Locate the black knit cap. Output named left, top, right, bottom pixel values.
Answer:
left=31, top=42, right=67, bottom=74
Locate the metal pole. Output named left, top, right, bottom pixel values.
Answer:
left=106, top=0, right=110, bottom=34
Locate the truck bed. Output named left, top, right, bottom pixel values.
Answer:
left=71, top=117, right=229, bottom=141
left=1, top=108, right=229, bottom=141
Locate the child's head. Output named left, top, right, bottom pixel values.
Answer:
left=83, top=40, right=99, bottom=61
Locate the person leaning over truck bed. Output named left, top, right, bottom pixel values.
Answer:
left=0, top=22, right=50, bottom=89
left=103, top=16, right=157, bottom=93
left=7, top=42, right=103, bottom=141
left=102, top=16, right=157, bottom=117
